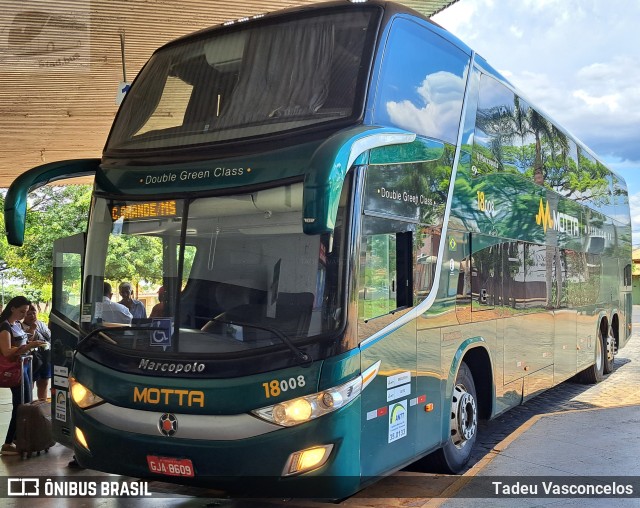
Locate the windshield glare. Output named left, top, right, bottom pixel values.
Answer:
left=82, top=182, right=346, bottom=357
left=106, top=8, right=378, bottom=151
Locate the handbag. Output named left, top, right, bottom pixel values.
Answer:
left=31, top=348, right=44, bottom=374
left=0, top=353, right=22, bottom=388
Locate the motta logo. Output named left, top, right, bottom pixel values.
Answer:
left=535, top=198, right=554, bottom=232
left=534, top=198, right=580, bottom=237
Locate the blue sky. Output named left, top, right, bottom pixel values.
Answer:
left=433, top=0, right=640, bottom=245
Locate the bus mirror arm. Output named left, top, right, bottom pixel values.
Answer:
left=4, top=158, right=100, bottom=246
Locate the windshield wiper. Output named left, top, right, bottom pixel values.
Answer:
left=207, top=316, right=311, bottom=364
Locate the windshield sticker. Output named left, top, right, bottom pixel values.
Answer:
left=81, top=304, right=93, bottom=323
left=386, top=371, right=411, bottom=389
left=55, top=391, right=67, bottom=422
left=387, top=383, right=411, bottom=402
left=149, top=318, right=172, bottom=350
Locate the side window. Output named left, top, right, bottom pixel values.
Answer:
left=358, top=216, right=414, bottom=322
left=518, top=100, right=555, bottom=186
left=415, top=227, right=441, bottom=305
left=58, top=253, right=82, bottom=322
left=548, top=138, right=579, bottom=198
left=358, top=156, right=447, bottom=334
left=564, top=250, right=601, bottom=306
left=473, top=74, right=521, bottom=176
left=577, top=148, right=609, bottom=209
left=522, top=243, right=549, bottom=309
left=623, top=263, right=632, bottom=289
left=502, top=241, right=524, bottom=314
left=470, top=239, right=501, bottom=322
left=612, top=173, right=630, bottom=225
left=373, top=18, right=469, bottom=145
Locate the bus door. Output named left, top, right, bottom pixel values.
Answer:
left=50, top=233, right=85, bottom=446
left=357, top=200, right=418, bottom=476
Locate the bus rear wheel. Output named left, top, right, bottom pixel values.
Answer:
left=435, top=361, right=478, bottom=473
left=578, top=330, right=605, bottom=384
left=603, top=329, right=615, bottom=375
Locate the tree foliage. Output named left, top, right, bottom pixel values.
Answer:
left=0, top=185, right=92, bottom=302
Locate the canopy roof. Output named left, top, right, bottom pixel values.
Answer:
left=0, top=0, right=458, bottom=187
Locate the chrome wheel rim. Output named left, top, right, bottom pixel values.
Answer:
left=606, top=335, right=615, bottom=363
left=595, top=333, right=603, bottom=371
left=450, top=384, right=477, bottom=449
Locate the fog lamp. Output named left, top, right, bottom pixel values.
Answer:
left=283, top=444, right=333, bottom=476
left=75, top=427, right=90, bottom=451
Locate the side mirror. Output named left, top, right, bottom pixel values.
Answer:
left=4, top=158, right=100, bottom=246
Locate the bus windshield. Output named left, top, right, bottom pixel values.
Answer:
left=82, top=180, right=349, bottom=361
left=106, top=7, right=379, bottom=152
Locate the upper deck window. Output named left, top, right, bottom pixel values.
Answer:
left=372, top=17, right=469, bottom=145
left=106, top=7, right=380, bottom=152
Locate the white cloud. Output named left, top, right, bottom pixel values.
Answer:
left=572, top=90, right=620, bottom=112
left=433, top=0, right=640, bottom=245
left=509, top=25, right=524, bottom=38
left=433, top=0, right=640, bottom=163
left=385, top=71, right=465, bottom=141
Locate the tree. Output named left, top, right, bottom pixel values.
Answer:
left=0, top=185, right=92, bottom=286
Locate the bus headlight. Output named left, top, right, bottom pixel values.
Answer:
left=69, top=377, right=104, bottom=409
left=252, top=361, right=380, bottom=427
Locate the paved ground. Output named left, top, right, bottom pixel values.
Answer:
left=1, top=309, right=639, bottom=507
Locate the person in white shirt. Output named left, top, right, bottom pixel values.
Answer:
left=118, top=282, right=147, bottom=319
left=101, top=282, right=132, bottom=324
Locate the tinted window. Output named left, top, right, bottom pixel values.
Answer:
left=372, top=18, right=469, bottom=144
left=107, top=8, right=380, bottom=151
left=577, top=148, right=609, bottom=210
left=473, top=74, right=521, bottom=176
left=364, top=145, right=453, bottom=227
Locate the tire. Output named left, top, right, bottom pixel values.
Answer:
left=603, top=329, right=615, bottom=375
left=432, top=361, right=478, bottom=473
left=578, top=329, right=605, bottom=384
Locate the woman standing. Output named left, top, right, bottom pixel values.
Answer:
left=22, top=304, right=52, bottom=401
left=0, top=296, right=45, bottom=455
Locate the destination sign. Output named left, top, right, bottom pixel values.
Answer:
left=111, top=200, right=177, bottom=221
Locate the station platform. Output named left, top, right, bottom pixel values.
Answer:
left=1, top=321, right=639, bottom=507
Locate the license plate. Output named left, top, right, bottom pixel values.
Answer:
left=147, top=455, right=195, bottom=477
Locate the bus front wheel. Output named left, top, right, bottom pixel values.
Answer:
left=435, top=361, right=478, bottom=473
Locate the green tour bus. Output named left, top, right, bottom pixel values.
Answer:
left=4, top=0, right=632, bottom=498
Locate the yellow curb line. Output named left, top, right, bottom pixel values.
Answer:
left=418, top=403, right=639, bottom=508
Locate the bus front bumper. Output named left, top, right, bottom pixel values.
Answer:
left=71, top=402, right=362, bottom=498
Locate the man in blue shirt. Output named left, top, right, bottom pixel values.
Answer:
left=118, top=282, right=147, bottom=319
